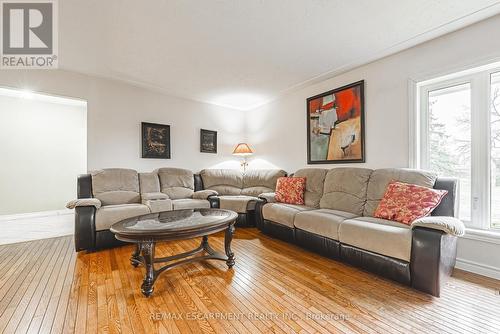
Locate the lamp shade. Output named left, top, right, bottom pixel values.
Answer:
left=232, top=143, right=253, bottom=156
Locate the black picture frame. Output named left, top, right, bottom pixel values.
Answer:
left=141, top=122, right=171, bottom=159
left=200, top=129, right=217, bottom=154
left=306, top=80, right=365, bottom=164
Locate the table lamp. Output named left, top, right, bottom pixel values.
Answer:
left=232, top=143, right=253, bottom=172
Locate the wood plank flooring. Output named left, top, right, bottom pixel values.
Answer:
left=0, top=228, right=499, bottom=334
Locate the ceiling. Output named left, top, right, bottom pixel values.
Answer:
left=59, top=0, right=500, bottom=110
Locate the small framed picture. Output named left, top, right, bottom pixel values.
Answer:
left=200, top=129, right=217, bottom=154
left=141, top=122, right=171, bottom=159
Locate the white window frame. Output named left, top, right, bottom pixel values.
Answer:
left=412, top=65, right=500, bottom=230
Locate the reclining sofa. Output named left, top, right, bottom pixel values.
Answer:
left=255, top=167, right=465, bottom=297
left=73, top=167, right=285, bottom=251
left=74, top=167, right=218, bottom=251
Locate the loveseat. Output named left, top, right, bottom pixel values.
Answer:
left=255, top=167, right=464, bottom=297
left=71, top=167, right=285, bottom=251
left=72, top=167, right=216, bottom=251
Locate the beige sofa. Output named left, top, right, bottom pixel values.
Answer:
left=256, top=167, right=464, bottom=297
left=72, top=167, right=284, bottom=250
left=199, top=168, right=286, bottom=226
left=72, top=167, right=215, bottom=251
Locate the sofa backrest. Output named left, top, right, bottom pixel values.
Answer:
left=294, top=168, right=328, bottom=208
left=241, top=169, right=286, bottom=197
left=139, top=172, right=161, bottom=193
left=156, top=167, right=194, bottom=199
left=200, top=169, right=243, bottom=195
left=91, top=168, right=140, bottom=205
left=363, top=168, right=438, bottom=216
left=320, top=168, right=373, bottom=215
left=432, top=177, right=459, bottom=217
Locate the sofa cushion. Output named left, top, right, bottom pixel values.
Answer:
left=200, top=169, right=243, bottom=195
left=91, top=168, right=140, bottom=205
left=294, top=168, right=328, bottom=208
left=364, top=168, right=438, bottom=217
left=339, top=217, right=412, bottom=261
left=143, top=199, right=173, bottom=213
left=219, top=195, right=259, bottom=213
left=294, top=209, right=358, bottom=241
left=156, top=168, right=194, bottom=199
left=241, top=169, right=287, bottom=196
left=95, top=204, right=150, bottom=231
left=374, top=181, right=447, bottom=225
left=139, top=172, right=161, bottom=193
left=262, top=203, right=314, bottom=228
left=275, top=177, right=306, bottom=205
left=141, top=192, right=172, bottom=213
left=171, top=199, right=210, bottom=210
left=320, top=168, right=373, bottom=215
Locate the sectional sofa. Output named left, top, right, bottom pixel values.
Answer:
left=71, top=166, right=464, bottom=297
left=72, top=167, right=285, bottom=251
left=255, top=167, right=464, bottom=297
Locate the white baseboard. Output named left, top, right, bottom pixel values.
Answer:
left=0, top=209, right=74, bottom=245
left=0, top=209, right=72, bottom=222
left=455, top=258, right=500, bottom=280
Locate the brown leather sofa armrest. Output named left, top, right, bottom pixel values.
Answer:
left=74, top=206, right=96, bottom=252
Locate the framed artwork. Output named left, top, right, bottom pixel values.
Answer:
left=200, top=129, right=217, bottom=153
left=141, top=122, right=171, bottom=159
left=307, top=80, right=365, bottom=164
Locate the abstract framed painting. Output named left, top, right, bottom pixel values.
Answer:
left=200, top=129, right=217, bottom=153
left=141, top=122, right=171, bottom=159
left=306, top=80, right=365, bottom=164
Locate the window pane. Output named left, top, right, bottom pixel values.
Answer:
left=491, top=72, right=500, bottom=228
left=428, top=84, right=471, bottom=221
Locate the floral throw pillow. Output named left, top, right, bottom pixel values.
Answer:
left=275, top=177, right=306, bottom=205
left=374, top=181, right=448, bottom=225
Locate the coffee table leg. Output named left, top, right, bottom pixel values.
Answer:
left=225, top=225, right=235, bottom=268
left=130, top=243, right=142, bottom=267
left=140, top=242, right=155, bottom=297
left=201, top=235, right=209, bottom=249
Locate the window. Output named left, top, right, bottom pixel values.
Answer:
left=427, top=84, right=472, bottom=221
left=417, top=64, right=500, bottom=230
left=491, top=72, right=500, bottom=228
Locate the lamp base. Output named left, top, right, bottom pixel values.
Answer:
left=240, top=159, right=248, bottom=172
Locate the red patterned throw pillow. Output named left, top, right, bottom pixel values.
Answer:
left=374, top=181, right=447, bottom=225
left=275, top=177, right=306, bottom=205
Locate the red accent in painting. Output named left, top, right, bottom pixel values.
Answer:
left=308, top=87, right=361, bottom=123
left=309, top=98, right=322, bottom=114
left=335, top=87, right=361, bottom=122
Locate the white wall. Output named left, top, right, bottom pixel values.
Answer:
left=0, top=71, right=246, bottom=174
left=0, top=72, right=246, bottom=246
left=245, top=14, right=500, bottom=279
left=246, top=14, right=500, bottom=172
left=0, top=93, right=87, bottom=215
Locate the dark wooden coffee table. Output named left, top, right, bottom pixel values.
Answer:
left=110, top=208, right=238, bottom=297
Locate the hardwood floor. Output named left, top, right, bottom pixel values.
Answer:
left=0, top=228, right=499, bottom=334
